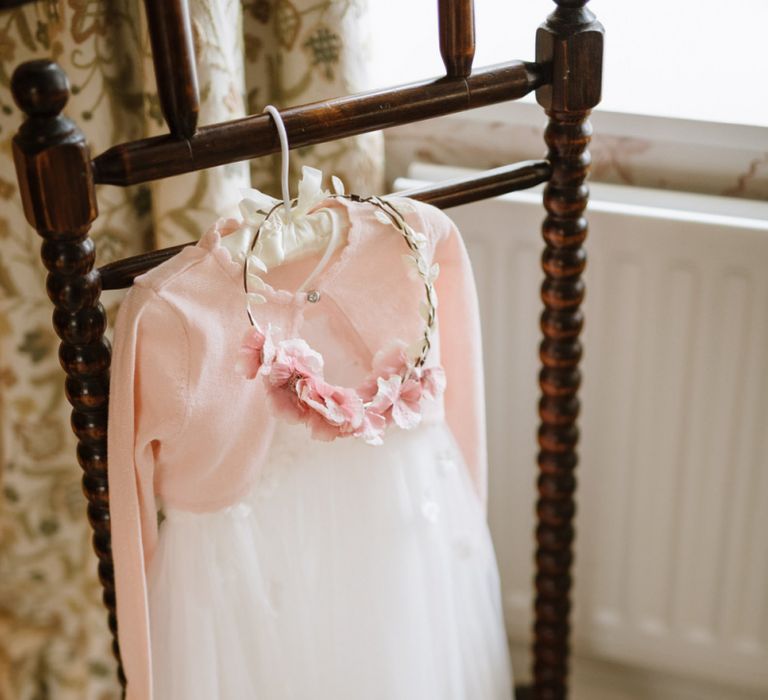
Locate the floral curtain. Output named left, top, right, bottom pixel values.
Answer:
left=0, top=1, right=382, bottom=697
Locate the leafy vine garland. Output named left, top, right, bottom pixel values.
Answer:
left=236, top=193, right=446, bottom=444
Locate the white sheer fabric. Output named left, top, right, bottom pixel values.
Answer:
left=148, top=419, right=513, bottom=699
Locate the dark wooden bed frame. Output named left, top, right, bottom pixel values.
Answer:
left=9, top=1, right=603, bottom=697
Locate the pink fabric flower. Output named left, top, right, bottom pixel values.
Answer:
left=419, top=366, right=446, bottom=400
left=301, top=379, right=346, bottom=442
left=268, top=375, right=311, bottom=424
left=260, top=340, right=324, bottom=424
left=369, top=374, right=424, bottom=431
left=357, top=341, right=410, bottom=401
left=353, top=409, right=388, bottom=445
left=235, top=324, right=275, bottom=379
left=267, top=339, right=323, bottom=388
left=239, top=328, right=446, bottom=444
left=301, top=379, right=364, bottom=431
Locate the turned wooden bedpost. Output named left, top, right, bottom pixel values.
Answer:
left=11, top=60, right=125, bottom=691
left=534, top=2, right=603, bottom=698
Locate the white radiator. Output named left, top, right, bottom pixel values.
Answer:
left=399, top=166, right=768, bottom=697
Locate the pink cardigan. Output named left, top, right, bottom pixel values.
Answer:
left=107, top=197, right=488, bottom=699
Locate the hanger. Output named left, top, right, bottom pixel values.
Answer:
left=219, top=106, right=346, bottom=282
left=251, top=105, right=344, bottom=292
left=262, top=104, right=293, bottom=223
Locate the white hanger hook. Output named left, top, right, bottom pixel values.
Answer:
left=262, top=104, right=292, bottom=218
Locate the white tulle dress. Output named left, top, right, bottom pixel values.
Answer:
left=148, top=419, right=512, bottom=699
left=108, top=183, right=513, bottom=699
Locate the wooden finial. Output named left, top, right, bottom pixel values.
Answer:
left=11, top=60, right=97, bottom=233
left=536, top=0, right=603, bottom=114
left=11, top=59, right=69, bottom=117
left=438, top=0, right=476, bottom=78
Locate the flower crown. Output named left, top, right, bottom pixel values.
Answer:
left=236, top=192, right=445, bottom=445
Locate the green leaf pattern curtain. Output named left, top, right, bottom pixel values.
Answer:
left=0, top=1, right=382, bottom=697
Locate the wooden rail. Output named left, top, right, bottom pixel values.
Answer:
left=98, top=160, right=552, bottom=290
left=92, top=60, right=548, bottom=186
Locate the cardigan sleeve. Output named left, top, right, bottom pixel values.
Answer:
left=431, top=210, right=489, bottom=509
left=107, top=283, right=188, bottom=700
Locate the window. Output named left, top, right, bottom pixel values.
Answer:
left=370, top=1, right=768, bottom=201
left=369, top=0, right=768, bottom=128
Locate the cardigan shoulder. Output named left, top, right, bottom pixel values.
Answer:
left=112, top=273, right=192, bottom=446
left=382, top=196, right=457, bottom=264
left=132, top=242, right=212, bottom=295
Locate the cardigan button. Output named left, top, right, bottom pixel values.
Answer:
left=306, top=290, right=321, bottom=303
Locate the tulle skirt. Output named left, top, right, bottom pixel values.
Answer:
left=148, top=420, right=513, bottom=699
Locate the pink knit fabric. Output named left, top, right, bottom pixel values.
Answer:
left=107, top=197, right=487, bottom=699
